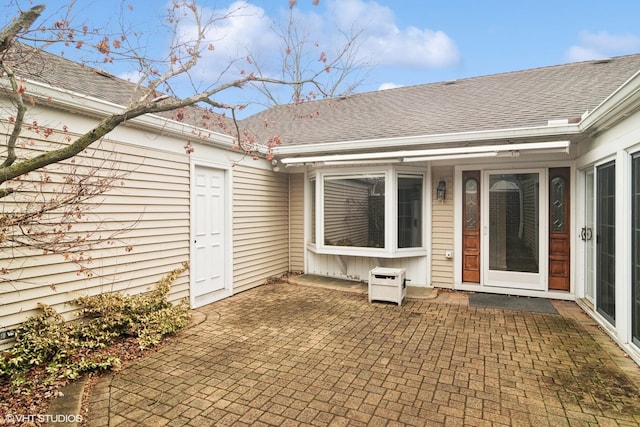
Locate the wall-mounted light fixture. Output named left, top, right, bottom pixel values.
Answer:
left=437, top=180, right=446, bottom=201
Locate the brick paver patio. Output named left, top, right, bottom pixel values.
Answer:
left=86, top=281, right=640, bottom=426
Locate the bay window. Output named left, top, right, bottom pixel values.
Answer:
left=311, top=167, right=425, bottom=256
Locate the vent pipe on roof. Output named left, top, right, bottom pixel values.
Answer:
left=547, top=118, right=569, bottom=126
left=548, top=117, right=582, bottom=126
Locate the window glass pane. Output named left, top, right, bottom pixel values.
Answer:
left=398, top=176, right=422, bottom=248
left=323, top=175, right=385, bottom=248
left=465, top=178, right=479, bottom=230
left=489, top=173, right=539, bottom=273
left=551, top=177, right=566, bottom=232
left=310, top=179, right=316, bottom=244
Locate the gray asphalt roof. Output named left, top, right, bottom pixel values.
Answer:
left=10, top=44, right=640, bottom=150
left=8, top=44, right=234, bottom=129
left=242, top=55, right=640, bottom=148
left=9, top=44, right=140, bottom=107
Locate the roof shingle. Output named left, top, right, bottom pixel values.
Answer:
left=242, top=55, right=640, bottom=147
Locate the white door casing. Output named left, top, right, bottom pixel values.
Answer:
left=585, top=169, right=595, bottom=302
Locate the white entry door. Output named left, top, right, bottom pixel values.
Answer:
left=192, top=165, right=230, bottom=307
left=483, top=169, right=546, bottom=290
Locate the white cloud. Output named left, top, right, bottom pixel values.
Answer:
left=117, top=70, right=143, bottom=83
left=188, top=0, right=460, bottom=73
left=168, top=0, right=459, bottom=104
left=566, top=31, right=640, bottom=62
left=175, top=1, right=281, bottom=83
left=325, top=0, right=460, bottom=68
left=202, top=2, right=278, bottom=62
left=378, top=82, right=403, bottom=90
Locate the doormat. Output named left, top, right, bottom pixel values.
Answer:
left=469, top=293, right=558, bottom=314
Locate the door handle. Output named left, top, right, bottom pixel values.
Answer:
left=580, top=227, right=593, bottom=241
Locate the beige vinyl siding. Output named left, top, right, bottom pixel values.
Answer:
left=431, top=166, right=454, bottom=287
left=1, top=135, right=190, bottom=339
left=232, top=165, right=289, bottom=292
left=289, top=173, right=305, bottom=272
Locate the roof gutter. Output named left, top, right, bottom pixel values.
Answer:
left=6, top=77, right=236, bottom=148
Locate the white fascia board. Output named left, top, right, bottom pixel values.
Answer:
left=273, top=123, right=580, bottom=156
left=11, top=78, right=235, bottom=148
left=579, top=70, right=640, bottom=132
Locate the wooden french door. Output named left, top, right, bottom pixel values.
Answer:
left=548, top=167, right=570, bottom=291
left=462, top=171, right=481, bottom=282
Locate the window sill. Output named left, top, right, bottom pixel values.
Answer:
left=307, top=243, right=426, bottom=258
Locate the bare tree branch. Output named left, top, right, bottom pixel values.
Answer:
left=0, top=1, right=369, bottom=278
left=0, top=4, right=44, bottom=53
left=0, top=61, right=26, bottom=168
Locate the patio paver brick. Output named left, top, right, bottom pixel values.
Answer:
left=85, top=281, right=640, bottom=426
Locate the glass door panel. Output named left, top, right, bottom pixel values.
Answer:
left=484, top=171, right=545, bottom=290
left=596, top=161, right=616, bottom=325
left=632, top=155, right=640, bottom=346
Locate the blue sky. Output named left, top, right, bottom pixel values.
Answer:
left=9, top=0, right=640, bottom=115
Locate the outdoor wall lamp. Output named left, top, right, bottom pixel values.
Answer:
left=436, top=180, right=446, bottom=201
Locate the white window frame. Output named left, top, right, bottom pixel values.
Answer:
left=309, top=166, right=427, bottom=258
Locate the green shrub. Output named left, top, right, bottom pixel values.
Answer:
left=0, top=262, right=190, bottom=384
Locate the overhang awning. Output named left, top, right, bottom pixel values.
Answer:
left=279, top=140, right=570, bottom=166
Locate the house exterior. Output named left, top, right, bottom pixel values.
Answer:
left=2, top=47, right=640, bottom=366
left=245, top=54, right=640, bottom=366
left=0, top=49, right=291, bottom=346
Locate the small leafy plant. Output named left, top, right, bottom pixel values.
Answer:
left=0, top=262, right=190, bottom=385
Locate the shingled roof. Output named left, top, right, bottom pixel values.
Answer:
left=242, top=54, right=640, bottom=148
left=9, top=44, right=141, bottom=107
left=8, top=44, right=235, bottom=131
left=9, top=44, right=640, bottom=152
